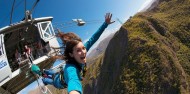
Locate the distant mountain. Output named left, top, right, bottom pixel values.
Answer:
left=83, top=0, right=190, bottom=94
left=86, top=32, right=115, bottom=65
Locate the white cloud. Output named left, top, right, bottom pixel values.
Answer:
left=138, top=0, right=156, bottom=12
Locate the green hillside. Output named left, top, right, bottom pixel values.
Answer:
left=84, top=0, right=190, bottom=94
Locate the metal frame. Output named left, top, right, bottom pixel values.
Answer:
left=37, top=21, right=55, bottom=42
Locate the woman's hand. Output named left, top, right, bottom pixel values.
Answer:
left=105, top=13, right=115, bottom=24
left=69, top=91, right=80, bottom=94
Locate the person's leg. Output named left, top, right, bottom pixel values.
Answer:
left=44, top=69, right=56, bottom=76
left=42, top=78, right=53, bottom=85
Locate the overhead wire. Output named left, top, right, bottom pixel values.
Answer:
left=0, top=0, right=24, bottom=26
left=10, top=0, right=16, bottom=24
left=53, top=19, right=102, bottom=26
left=24, top=0, right=26, bottom=13
left=30, top=0, right=40, bottom=15
left=52, top=19, right=104, bottom=30
left=52, top=20, right=74, bottom=26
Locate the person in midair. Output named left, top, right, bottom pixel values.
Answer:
left=42, top=13, right=115, bottom=94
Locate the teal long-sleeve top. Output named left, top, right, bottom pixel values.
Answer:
left=64, top=22, right=108, bottom=94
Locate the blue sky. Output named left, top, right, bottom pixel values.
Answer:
left=0, top=0, right=149, bottom=41
left=0, top=0, right=152, bottom=93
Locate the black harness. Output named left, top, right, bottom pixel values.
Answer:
left=52, top=63, right=87, bottom=89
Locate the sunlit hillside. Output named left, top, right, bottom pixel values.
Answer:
left=83, top=0, right=190, bottom=94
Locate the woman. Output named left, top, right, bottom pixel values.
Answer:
left=42, top=13, right=114, bottom=94
left=63, top=13, right=114, bottom=94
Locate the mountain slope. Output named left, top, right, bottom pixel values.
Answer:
left=87, top=32, right=115, bottom=59
left=83, top=0, right=190, bottom=94
left=86, top=32, right=115, bottom=66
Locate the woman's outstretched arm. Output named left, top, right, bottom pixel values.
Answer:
left=84, top=13, right=115, bottom=51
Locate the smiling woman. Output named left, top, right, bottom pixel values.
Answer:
left=40, top=13, right=114, bottom=94
left=62, top=13, right=114, bottom=94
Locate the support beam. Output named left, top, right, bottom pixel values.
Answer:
left=0, top=87, right=11, bottom=94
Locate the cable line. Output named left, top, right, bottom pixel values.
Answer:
left=0, top=0, right=24, bottom=27
left=10, top=0, right=16, bottom=24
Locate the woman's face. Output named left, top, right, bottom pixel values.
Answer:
left=69, top=42, right=87, bottom=64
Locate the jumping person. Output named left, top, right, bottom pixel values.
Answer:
left=42, top=13, right=115, bottom=94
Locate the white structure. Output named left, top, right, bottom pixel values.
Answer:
left=0, top=17, right=61, bottom=93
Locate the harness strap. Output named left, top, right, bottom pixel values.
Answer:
left=52, top=70, right=67, bottom=88
left=51, top=64, right=87, bottom=88
left=59, top=70, right=67, bottom=87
